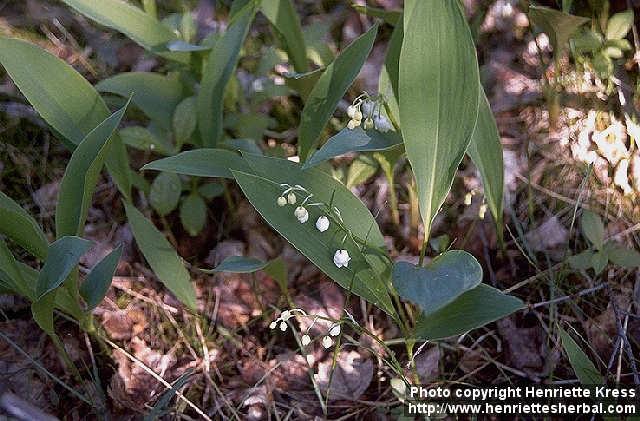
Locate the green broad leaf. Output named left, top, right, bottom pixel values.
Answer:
left=298, top=24, right=378, bottom=160
left=149, top=172, right=182, bottom=217
left=604, top=38, right=632, bottom=51
left=399, top=0, right=480, bottom=241
left=0, top=38, right=131, bottom=199
left=124, top=202, right=196, bottom=310
left=120, top=126, right=174, bottom=155
left=378, top=17, right=403, bottom=126
left=173, top=96, right=197, bottom=147
left=56, top=102, right=128, bottom=238
left=144, top=370, right=194, bottom=421
left=581, top=210, right=605, bottom=249
left=223, top=138, right=263, bottom=156
left=559, top=326, right=603, bottom=384
left=393, top=250, right=483, bottom=316
left=346, top=155, right=379, bottom=189
left=352, top=4, right=402, bottom=26
left=36, top=236, right=93, bottom=298
left=571, top=28, right=604, bottom=54
left=204, top=255, right=267, bottom=273
left=19, top=262, right=83, bottom=324
left=303, top=127, right=402, bottom=169
left=304, top=22, right=335, bottom=67
left=0, top=191, right=49, bottom=260
left=467, top=89, right=504, bottom=243
left=0, top=238, right=31, bottom=298
left=59, top=0, right=187, bottom=63
left=284, top=68, right=324, bottom=102
left=528, top=6, right=589, bottom=53
left=142, top=149, right=251, bottom=178
left=568, top=250, right=595, bottom=270
left=606, top=10, right=634, bottom=40
left=165, top=40, right=211, bottom=52
left=261, top=0, right=308, bottom=73
left=232, top=155, right=396, bottom=317
left=31, top=292, right=57, bottom=335
left=591, top=250, right=609, bottom=273
left=80, top=244, right=123, bottom=310
left=592, top=50, right=613, bottom=77
left=264, top=257, right=288, bottom=292
left=606, top=244, right=640, bottom=268
left=198, top=2, right=257, bottom=147
left=96, top=72, right=184, bottom=130
left=198, top=183, right=225, bottom=199
left=180, top=194, right=207, bottom=236
left=414, top=283, right=524, bottom=340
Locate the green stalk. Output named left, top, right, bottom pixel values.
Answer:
left=142, top=0, right=157, bottom=19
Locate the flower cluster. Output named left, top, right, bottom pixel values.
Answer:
left=276, top=184, right=351, bottom=269
left=346, top=94, right=393, bottom=132
left=269, top=308, right=343, bottom=350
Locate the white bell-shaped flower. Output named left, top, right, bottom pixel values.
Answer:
left=322, top=336, right=333, bottom=349
left=315, top=216, right=330, bottom=232
left=333, top=249, right=351, bottom=268
left=294, top=206, right=309, bottom=223
left=287, top=192, right=297, bottom=204
left=281, top=310, right=292, bottom=321
left=329, top=324, right=341, bottom=337
left=374, top=115, right=392, bottom=132
left=361, top=99, right=374, bottom=117
left=279, top=321, right=288, bottom=331
left=277, top=196, right=287, bottom=207
left=269, top=321, right=277, bottom=329
left=301, top=334, right=311, bottom=346
left=363, top=117, right=374, bottom=130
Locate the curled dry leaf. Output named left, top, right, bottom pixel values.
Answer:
left=524, top=216, right=568, bottom=252
left=108, top=337, right=178, bottom=410
left=99, top=307, right=147, bottom=340
left=314, top=351, right=373, bottom=401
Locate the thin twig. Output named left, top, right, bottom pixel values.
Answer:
left=530, top=283, right=607, bottom=309
left=101, top=337, right=212, bottom=421
left=607, top=285, right=640, bottom=385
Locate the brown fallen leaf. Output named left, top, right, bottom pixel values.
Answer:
left=497, top=316, right=545, bottom=376
left=314, top=351, right=373, bottom=401
left=413, top=346, right=440, bottom=384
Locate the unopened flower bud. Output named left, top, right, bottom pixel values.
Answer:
left=281, top=310, right=291, bottom=320
left=294, top=206, right=309, bottom=223
left=478, top=203, right=487, bottom=220
left=464, top=192, right=472, bottom=206
left=277, top=196, right=287, bottom=207
left=269, top=321, right=277, bottom=329
left=302, top=334, right=311, bottom=346
left=347, top=105, right=357, bottom=119
left=287, top=192, right=297, bottom=204
left=316, top=216, right=330, bottom=232
left=347, top=119, right=360, bottom=130
left=353, top=110, right=363, bottom=121
left=329, top=324, right=341, bottom=336
left=363, top=117, right=374, bottom=130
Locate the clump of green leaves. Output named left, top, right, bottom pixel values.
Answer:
left=568, top=209, right=640, bottom=273
left=0, top=0, right=522, bottom=367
